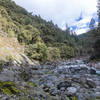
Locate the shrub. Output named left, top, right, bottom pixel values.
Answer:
left=17, top=7, right=28, bottom=15
left=25, top=17, right=32, bottom=25
left=59, top=44, right=75, bottom=59
left=0, top=60, right=6, bottom=72
left=25, top=42, right=50, bottom=62
left=0, top=7, right=8, bottom=18
left=49, top=47, right=60, bottom=61
left=6, top=55, right=14, bottom=62
left=17, top=27, right=41, bottom=44
left=91, top=39, right=100, bottom=60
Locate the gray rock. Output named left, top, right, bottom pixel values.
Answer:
left=60, top=87, right=66, bottom=91
left=57, top=81, right=71, bottom=90
left=67, top=87, right=77, bottom=95
left=0, top=69, right=16, bottom=81
left=49, top=88, right=59, bottom=96
left=43, top=85, right=50, bottom=92
left=90, top=68, right=96, bottom=74
left=95, top=63, right=100, bottom=69
left=69, top=67, right=89, bottom=74
left=86, top=78, right=96, bottom=88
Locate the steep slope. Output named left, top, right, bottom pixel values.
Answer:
left=0, top=0, right=78, bottom=62
left=0, top=30, right=37, bottom=65
left=0, top=31, right=23, bottom=61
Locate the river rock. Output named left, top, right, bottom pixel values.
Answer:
left=43, top=85, right=50, bottom=92
left=0, top=69, right=16, bottom=81
left=95, top=63, right=100, bottom=69
left=57, top=81, right=71, bottom=90
left=90, top=68, right=96, bottom=74
left=86, top=78, right=96, bottom=88
left=67, top=87, right=77, bottom=95
left=69, top=67, right=89, bottom=74
left=49, top=88, right=59, bottom=96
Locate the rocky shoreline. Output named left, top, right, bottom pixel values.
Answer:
left=0, top=59, right=100, bottom=100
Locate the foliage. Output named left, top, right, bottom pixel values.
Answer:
left=0, top=60, right=6, bottom=72
left=25, top=17, right=32, bottom=25
left=25, top=42, right=50, bottom=61
left=17, top=27, right=41, bottom=44
left=59, top=44, right=76, bottom=59
left=0, top=0, right=78, bottom=62
left=49, top=47, right=61, bottom=61
left=77, top=0, right=100, bottom=59
left=90, top=39, right=100, bottom=60
left=6, top=55, right=14, bottom=62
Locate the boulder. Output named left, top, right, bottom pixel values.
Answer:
left=90, top=68, right=96, bottom=74
left=67, top=87, right=77, bottom=95
left=49, top=88, right=59, bottom=96
left=43, top=85, right=50, bottom=92
left=86, top=78, right=96, bottom=88
left=57, top=81, right=71, bottom=90
left=0, top=69, right=17, bottom=81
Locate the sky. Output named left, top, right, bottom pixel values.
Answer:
left=13, top=0, right=98, bottom=34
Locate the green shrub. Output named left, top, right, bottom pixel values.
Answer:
left=6, top=55, right=14, bottom=62
left=49, top=47, right=60, bottom=61
left=25, top=42, right=50, bottom=62
left=0, top=60, right=6, bottom=72
left=0, top=7, right=8, bottom=18
left=25, top=17, right=32, bottom=25
left=59, top=44, right=75, bottom=59
left=91, top=39, right=100, bottom=60
left=17, top=7, right=28, bottom=15
left=17, top=27, right=41, bottom=44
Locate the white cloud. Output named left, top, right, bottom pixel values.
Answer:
left=71, top=12, right=98, bottom=35
left=13, top=0, right=97, bottom=34
left=76, top=28, right=89, bottom=34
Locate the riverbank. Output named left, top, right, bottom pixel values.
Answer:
left=0, top=59, right=100, bottom=100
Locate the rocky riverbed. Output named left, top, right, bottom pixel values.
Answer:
left=0, top=59, right=100, bottom=100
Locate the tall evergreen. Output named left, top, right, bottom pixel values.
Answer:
left=98, top=0, right=100, bottom=27
left=90, top=0, right=100, bottom=60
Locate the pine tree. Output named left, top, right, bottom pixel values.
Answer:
left=97, top=0, right=100, bottom=27
left=90, top=0, right=100, bottom=60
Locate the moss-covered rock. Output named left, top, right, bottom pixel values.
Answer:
left=27, top=82, right=38, bottom=87
left=0, top=81, right=19, bottom=95
left=3, top=87, right=12, bottom=95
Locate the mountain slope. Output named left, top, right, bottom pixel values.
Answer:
left=0, top=29, right=37, bottom=65
left=0, top=31, right=23, bottom=61
left=0, top=0, right=78, bottom=62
